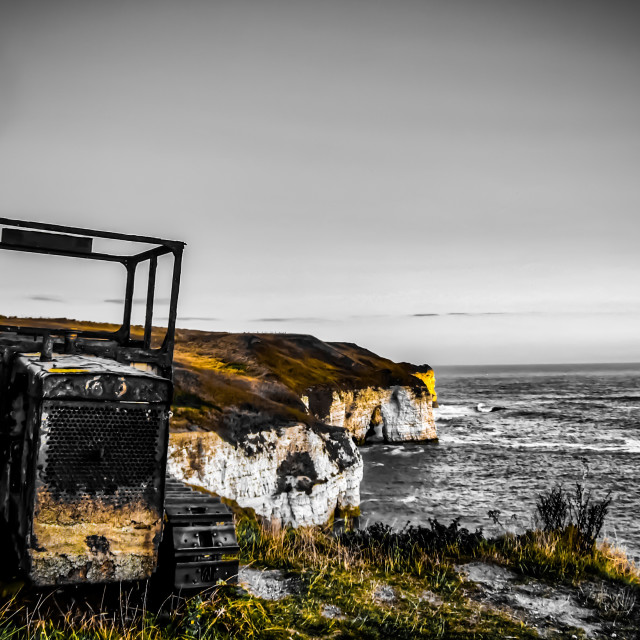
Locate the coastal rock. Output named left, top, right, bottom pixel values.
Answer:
left=167, top=423, right=362, bottom=528
left=238, top=567, right=302, bottom=600
left=304, top=386, right=437, bottom=444
left=412, top=368, right=438, bottom=406
left=457, top=561, right=604, bottom=638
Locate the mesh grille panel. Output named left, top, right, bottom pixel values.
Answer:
left=42, top=403, right=166, bottom=503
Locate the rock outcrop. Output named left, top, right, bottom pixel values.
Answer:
left=412, top=368, right=438, bottom=406
left=167, top=423, right=362, bottom=528
left=303, top=385, right=437, bottom=444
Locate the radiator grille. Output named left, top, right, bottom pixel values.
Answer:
left=42, top=403, right=166, bottom=504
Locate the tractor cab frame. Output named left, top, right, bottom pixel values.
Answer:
left=0, top=216, right=184, bottom=377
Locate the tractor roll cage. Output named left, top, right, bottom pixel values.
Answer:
left=0, top=217, right=184, bottom=366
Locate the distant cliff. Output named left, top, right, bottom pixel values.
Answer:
left=303, top=385, right=436, bottom=444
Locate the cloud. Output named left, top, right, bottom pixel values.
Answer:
left=412, top=311, right=511, bottom=317
left=26, top=295, right=64, bottom=303
left=177, top=316, right=220, bottom=322
left=349, top=313, right=392, bottom=319
left=251, top=317, right=329, bottom=323
left=253, top=312, right=519, bottom=322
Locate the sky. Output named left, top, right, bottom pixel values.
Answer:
left=0, top=0, right=639, bottom=365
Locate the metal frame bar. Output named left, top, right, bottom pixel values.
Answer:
left=0, top=217, right=183, bottom=250
left=132, top=245, right=173, bottom=263
left=0, top=218, right=185, bottom=366
left=120, top=262, right=137, bottom=344
left=144, top=256, right=157, bottom=349
left=161, top=247, right=183, bottom=362
left=0, top=242, right=125, bottom=263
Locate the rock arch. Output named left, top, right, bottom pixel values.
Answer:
left=365, top=405, right=385, bottom=443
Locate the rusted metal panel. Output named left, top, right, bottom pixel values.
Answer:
left=42, top=374, right=169, bottom=402
left=12, top=354, right=172, bottom=403
left=29, top=489, right=161, bottom=584
left=27, top=398, right=170, bottom=585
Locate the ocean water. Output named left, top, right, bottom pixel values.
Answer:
left=359, top=363, right=640, bottom=561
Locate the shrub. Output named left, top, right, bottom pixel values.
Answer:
left=536, top=485, right=570, bottom=532
left=536, top=483, right=612, bottom=554
left=570, top=484, right=612, bottom=552
left=339, top=518, right=484, bottom=559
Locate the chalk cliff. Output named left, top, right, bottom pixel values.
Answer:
left=167, top=423, right=362, bottom=527
left=303, top=385, right=436, bottom=444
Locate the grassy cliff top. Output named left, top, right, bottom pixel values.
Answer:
left=173, top=328, right=430, bottom=393
left=173, top=329, right=432, bottom=436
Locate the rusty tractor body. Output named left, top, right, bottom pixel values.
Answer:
left=0, top=218, right=238, bottom=588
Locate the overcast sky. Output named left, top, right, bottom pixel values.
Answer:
left=1, top=0, right=638, bottom=365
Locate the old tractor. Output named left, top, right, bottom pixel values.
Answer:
left=0, top=218, right=238, bottom=590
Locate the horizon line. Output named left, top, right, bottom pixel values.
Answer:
left=433, top=361, right=640, bottom=369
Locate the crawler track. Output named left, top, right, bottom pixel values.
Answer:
left=161, top=477, right=239, bottom=591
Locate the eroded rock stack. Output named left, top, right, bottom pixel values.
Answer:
left=303, top=385, right=436, bottom=444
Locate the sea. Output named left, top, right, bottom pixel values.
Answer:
left=359, top=363, right=640, bottom=561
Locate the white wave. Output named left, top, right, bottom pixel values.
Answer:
left=399, top=495, right=418, bottom=503
left=624, top=438, right=640, bottom=454
left=434, top=404, right=474, bottom=421
left=476, top=402, right=506, bottom=413
left=390, top=446, right=418, bottom=456
left=440, top=435, right=637, bottom=453
left=476, top=403, right=490, bottom=413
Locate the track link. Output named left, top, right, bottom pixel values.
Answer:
left=161, top=476, right=239, bottom=591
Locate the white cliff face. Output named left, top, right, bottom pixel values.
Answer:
left=380, top=386, right=437, bottom=442
left=167, top=424, right=363, bottom=528
left=304, top=386, right=437, bottom=444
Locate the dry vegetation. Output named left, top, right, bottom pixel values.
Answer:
left=1, top=509, right=638, bottom=639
